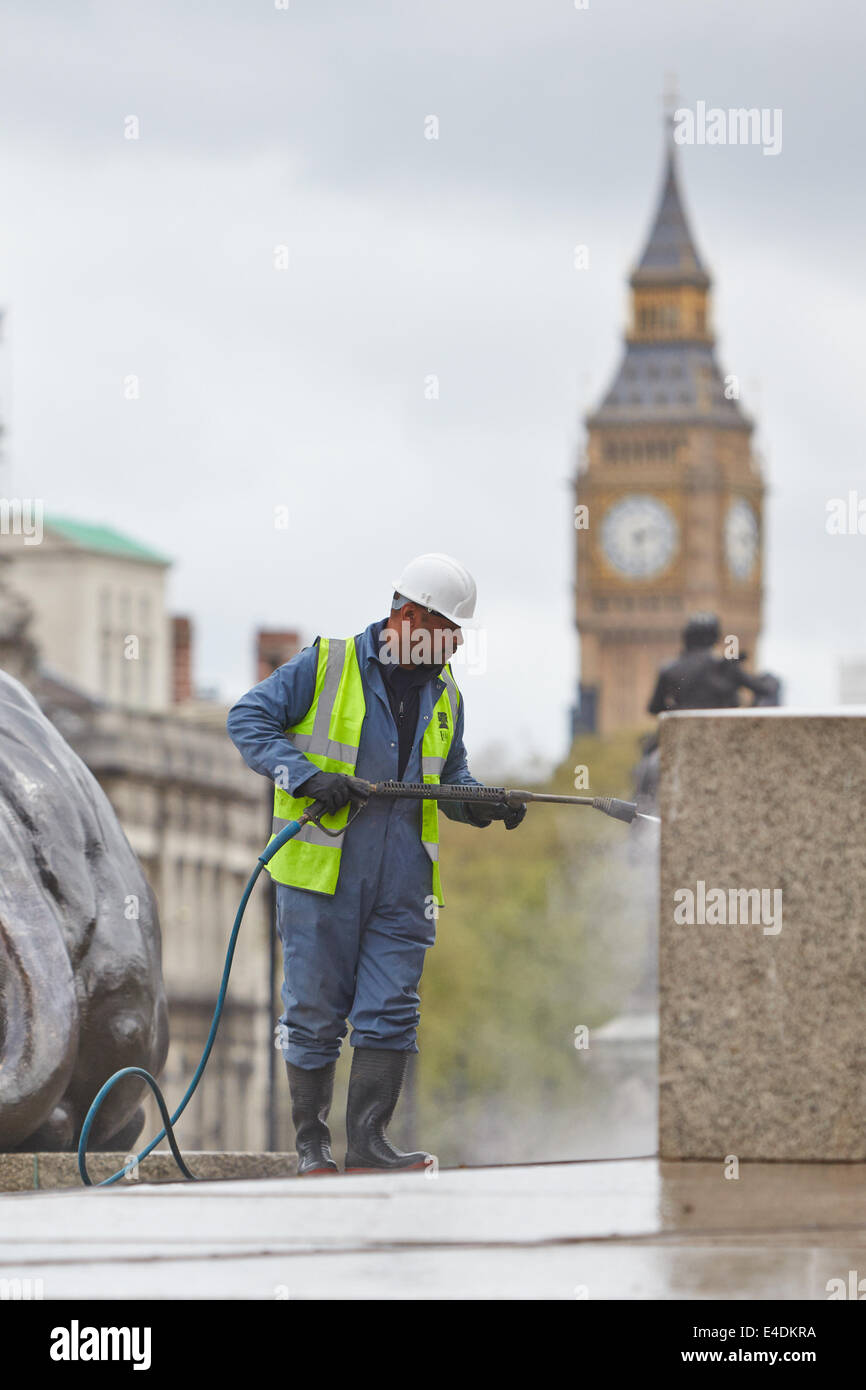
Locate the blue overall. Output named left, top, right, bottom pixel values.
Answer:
left=225, top=617, right=484, bottom=1069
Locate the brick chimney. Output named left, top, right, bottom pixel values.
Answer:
left=256, top=630, right=300, bottom=682
left=172, top=616, right=193, bottom=703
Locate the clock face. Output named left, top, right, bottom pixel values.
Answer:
left=600, top=494, right=678, bottom=579
left=725, top=498, right=758, bottom=579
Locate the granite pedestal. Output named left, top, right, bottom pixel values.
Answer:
left=659, top=709, right=866, bottom=1160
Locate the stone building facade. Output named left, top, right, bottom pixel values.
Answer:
left=1, top=515, right=172, bottom=712
left=0, top=521, right=299, bottom=1153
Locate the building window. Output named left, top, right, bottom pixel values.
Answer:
left=121, top=641, right=132, bottom=701
left=140, top=636, right=150, bottom=704
left=100, top=632, right=112, bottom=696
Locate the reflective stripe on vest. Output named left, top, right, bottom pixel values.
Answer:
left=420, top=664, right=460, bottom=905
left=266, top=636, right=366, bottom=893
left=265, top=635, right=459, bottom=906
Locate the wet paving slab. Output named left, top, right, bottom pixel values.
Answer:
left=2, top=1157, right=865, bottom=1299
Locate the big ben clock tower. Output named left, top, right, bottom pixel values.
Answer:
left=574, top=118, right=764, bottom=734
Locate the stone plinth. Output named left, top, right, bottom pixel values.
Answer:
left=659, top=709, right=866, bottom=1160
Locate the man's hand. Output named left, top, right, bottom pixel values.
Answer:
left=467, top=799, right=527, bottom=830
left=296, top=771, right=371, bottom=815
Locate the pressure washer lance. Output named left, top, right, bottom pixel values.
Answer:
left=77, top=777, right=655, bottom=1188
left=349, top=779, right=650, bottom=824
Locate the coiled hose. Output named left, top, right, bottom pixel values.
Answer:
left=76, top=817, right=305, bottom=1187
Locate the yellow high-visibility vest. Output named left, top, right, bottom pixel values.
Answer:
left=267, top=634, right=460, bottom=905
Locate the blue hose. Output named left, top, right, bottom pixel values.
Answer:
left=77, top=818, right=305, bottom=1188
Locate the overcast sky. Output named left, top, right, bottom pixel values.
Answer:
left=1, top=0, right=864, bottom=776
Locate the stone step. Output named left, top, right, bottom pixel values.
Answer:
left=0, top=1151, right=298, bottom=1192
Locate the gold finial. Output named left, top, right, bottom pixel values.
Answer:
left=662, top=72, right=679, bottom=146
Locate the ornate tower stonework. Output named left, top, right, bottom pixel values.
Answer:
left=573, top=127, right=765, bottom=735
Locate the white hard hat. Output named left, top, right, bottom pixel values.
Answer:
left=392, top=553, right=478, bottom=625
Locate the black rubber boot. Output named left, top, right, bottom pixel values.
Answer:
left=285, top=1060, right=339, bottom=1175
left=344, top=1047, right=430, bottom=1172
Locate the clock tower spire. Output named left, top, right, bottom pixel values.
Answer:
left=573, top=109, right=764, bottom=735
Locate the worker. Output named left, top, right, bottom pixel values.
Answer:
left=226, top=554, right=526, bottom=1175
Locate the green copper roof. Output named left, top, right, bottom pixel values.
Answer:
left=46, top=516, right=172, bottom=566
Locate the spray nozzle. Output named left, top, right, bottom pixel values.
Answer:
left=591, top=796, right=638, bottom=824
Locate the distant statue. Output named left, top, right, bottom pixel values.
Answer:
left=634, top=613, right=781, bottom=813
left=647, top=613, right=778, bottom=713
left=0, top=670, right=168, bottom=1152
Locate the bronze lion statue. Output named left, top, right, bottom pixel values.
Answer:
left=0, top=670, right=168, bottom=1151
